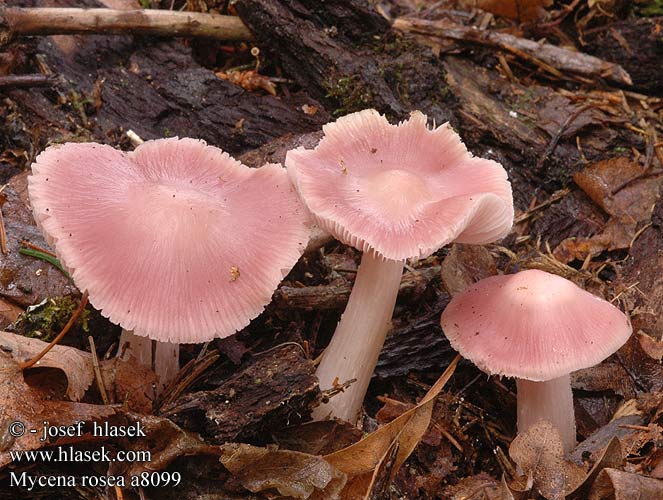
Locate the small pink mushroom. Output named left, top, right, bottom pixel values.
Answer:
left=440, top=269, right=632, bottom=452
left=28, top=137, right=309, bottom=385
left=286, top=109, right=513, bottom=422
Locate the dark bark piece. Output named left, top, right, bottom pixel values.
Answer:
left=234, top=0, right=454, bottom=123
left=584, top=17, right=663, bottom=96
left=275, top=265, right=441, bottom=311
left=375, top=292, right=455, bottom=379
left=102, top=41, right=328, bottom=152
left=163, top=345, right=320, bottom=444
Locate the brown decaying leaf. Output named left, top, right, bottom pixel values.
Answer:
left=219, top=443, right=346, bottom=499
left=567, top=437, right=622, bottom=499
left=120, top=414, right=219, bottom=476
left=555, top=157, right=662, bottom=262
left=273, top=420, right=363, bottom=456
left=0, top=298, right=23, bottom=329
left=324, top=356, right=459, bottom=499
left=0, top=330, right=157, bottom=410
left=589, top=468, right=663, bottom=500
left=459, top=0, right=553, bottom=22
left=100, top=355, right=158, bottom=413
left=439, top=472, right=504, bottom=500
left=440, top=243, right=497, bottom=297
left=0, top=349, right=114, bottom=468
left=0, top=330, right=93, bottom=401
left=509, top=421, right=585, bottom=500
left=637, top=331, right=663, bottom=361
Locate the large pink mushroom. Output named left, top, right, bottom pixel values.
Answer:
left=28, top=137, right=309, bottom=385
left=440, top=269, right=632, bottom=452
left=286, top=109, right=513, bottom=422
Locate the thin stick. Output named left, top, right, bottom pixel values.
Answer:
left=0, top=74, right=57, bottom=88
left=393, top=17, right=632, bottom=86
left=536, top=104, right=593, bottom=170
left=18, top=291, right=89, bottom=370
left=514, top=188, right=570, bottom=224
left=156, top=351, right=219, bottom=412
left=21, top=240, right=56, bottom=257
left=0, top=207, right=7, bottom=255
left=89, top=335, right=110, bottom=405
left=1, top=7, right=252, bottom=43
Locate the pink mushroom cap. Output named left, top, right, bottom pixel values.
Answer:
left=285, top=109, right=514, bottom=260
left=28, top=138, right=309, bottom=343
left=440, top=269, right=632, bottom=381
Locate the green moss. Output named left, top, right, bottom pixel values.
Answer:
left=325, top=74, right=374, bottom=116
left=634, top=0, right=663, bottom=16
left=14, top=296, right=90, bottom=342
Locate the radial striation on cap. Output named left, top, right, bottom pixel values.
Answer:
left=28, top=138, right=309, bottom=343
left=286, top=109, right=514, bottom=260
left=440, top=269, right=632, bottom=381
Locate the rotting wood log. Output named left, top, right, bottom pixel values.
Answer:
left=583, top=16, right=663, bottom=96
left=0, top=7, right=252, bottom=45
left=394, top=17, right=632, bottom=86
left=376, top=292, right=455, bottom=379
left=162, top=345, right=320, bottom=444
left=276, top=266, right=441, bottom=311
left=5, top=35, right=328, bottom=155
left=234, top=0, right=454, bottom=122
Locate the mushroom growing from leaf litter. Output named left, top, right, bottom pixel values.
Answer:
left=440, top=269, right=632, bottom=452
left=28, top=137, right=309, bottom=386
left=286, top=109, right=514, bottom=422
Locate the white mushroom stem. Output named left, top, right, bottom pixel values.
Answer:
left=516, top=375, right=576, bottom=452
left=313, top=252, right=404, bottom=423
left=117, top=329, right=179, bottom=390
left=154, top=341, right=180, bottom=388
left=118, top=329, right=151, bottom=365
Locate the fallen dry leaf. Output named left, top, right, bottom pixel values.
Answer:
left=567, top=438, right=622, bottom=499
left=0, top=330, right=93, bottom=401
left=0, top=297, right=23, bottom=329
left=441, top=243, right=497, bottom=297
left=273, top=420, right=362, bottom=456
left=555, top=157, right=662, bottom=262
left=589, top=468, right=663, bottom=499
left=574, top=157, right=659, bottom=220
left=119, top=413, right=219, bottom=476
left=637, top=331, right=663, bottom=361
left=0, top=348, right=114, bottom=468
left=219, top=443, right=346, bottom=499
left=100, top=355, right=158, bottom=413
left=440, top=473, right=503, bottom=499
left=460, top=0, right=553, bottom=21
left=509, top=421, right=585, bottom=500
left=324, top=356, right=459, bottom=499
